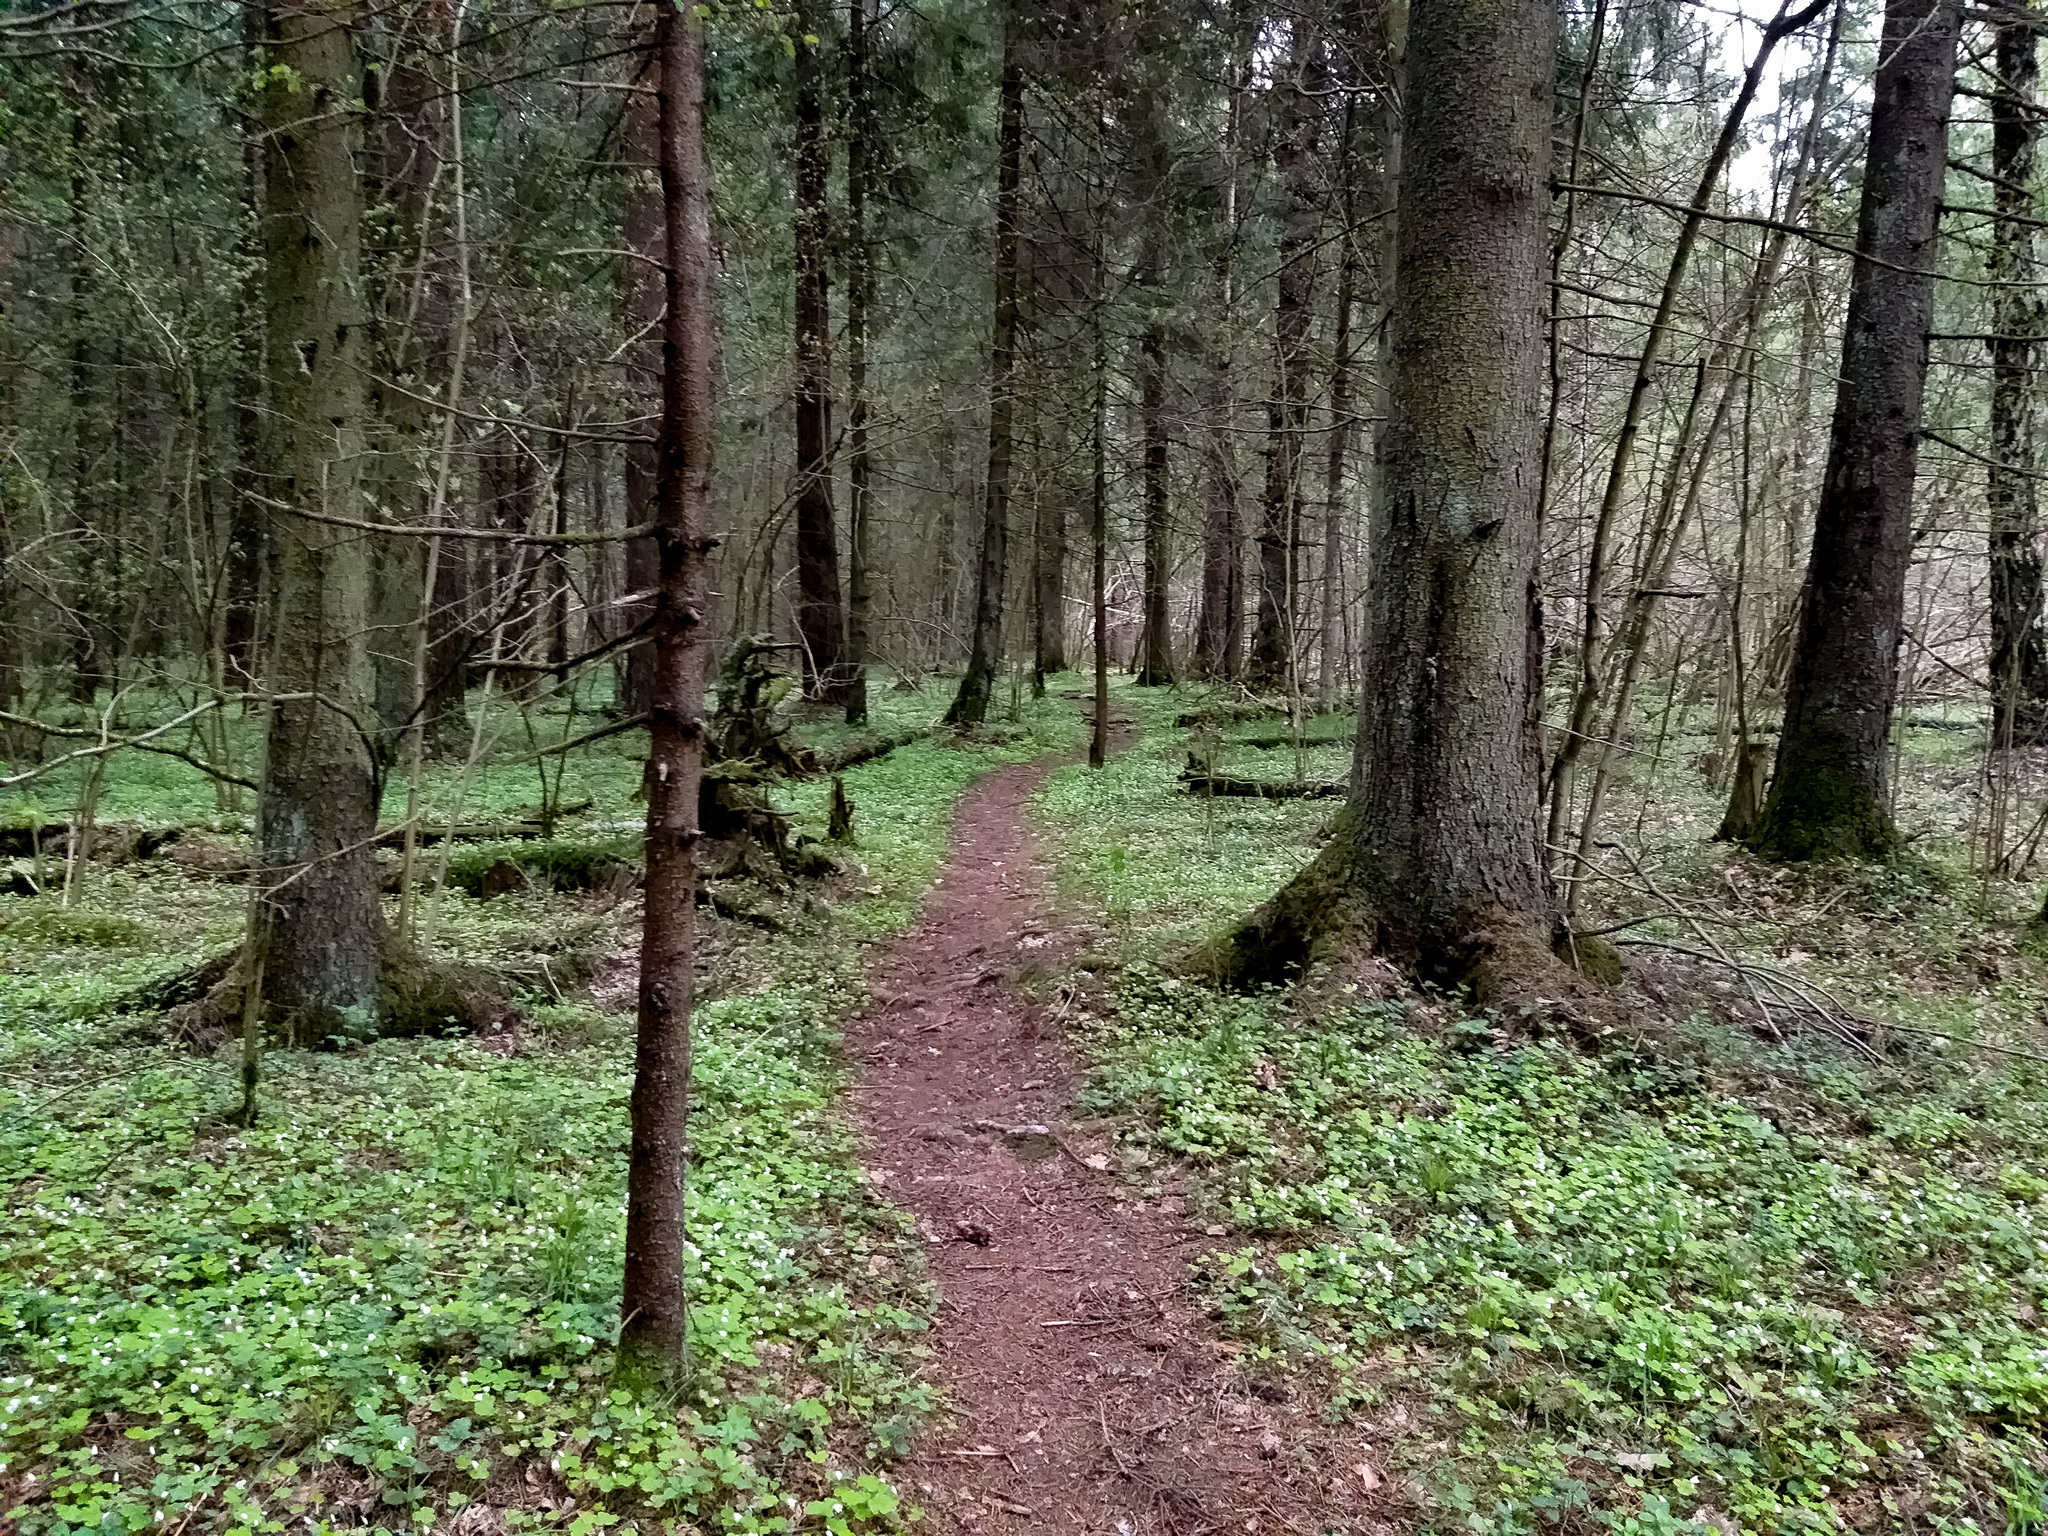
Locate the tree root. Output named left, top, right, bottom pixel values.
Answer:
left=158, top=936, right=517, bottom=1052
left=1185, top=832, right=1621, bottom=1025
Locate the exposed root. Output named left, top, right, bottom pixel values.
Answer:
left=159, top=936, right=516, bottom=1052
left=1187, top=832, right=1621, bottom=1031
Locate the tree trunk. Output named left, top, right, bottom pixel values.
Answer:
left=1750, top=0, right=1959, bottom=862
left=1318, top=120, right=1358, bottom=710
left=1205, top=0, right=1559, bottom=996
left=946, top=26, right=1024, bottom=726
left=843, top=0, right=877, bottom=725
left=254, top=0, right=382, bottom=1036
left=1136, top=319, right=1173, bottom=685
left=1195, top=13, right=1252, bottom=683
left=620, top=70, right=663, bottom=719
left=620, top=0, right=715, bottom=1381
left=1989, top=4, right=2048, bottom=744
left=1033, top=415, right=1068, bottom=679
left=793, top=3, right=848, bottom=700
left=1245, top=18, right=1319, bottom=693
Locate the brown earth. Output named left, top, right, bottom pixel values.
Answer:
left=848, top=754, right=1401, bottom=1536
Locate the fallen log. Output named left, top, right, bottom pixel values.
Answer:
left=813, top=726, right=928, bottom=775
left=1178, top=755, right=1344, bottom=800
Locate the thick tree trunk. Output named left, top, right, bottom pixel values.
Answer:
left=1206, top=0, right=1559, bottom=995
left=793, top=4, right=848, bottom=700
left=843, top=0, right=877, bottom=725
left=1245, top=18, right=1319, bottom=693
left=254, top=0, right=382, bottom=1036
left=1750, top=0, right=1959, bottom=862
left=1989, top=5, right=2048, bottom=743
left=946, top=30, right=1024, bottom=726
left=621, top=1, right=715, bottom=1381
left=1136, top=320, right=1173, bottom=685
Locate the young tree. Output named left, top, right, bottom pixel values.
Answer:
left=1748, top=0, right=1961, bottom=861
left=620, top=0, right=716, bottom=1379
left=1205, top=0, right=1560, bottom=995
left=945, top=15, right=1024, bottom=726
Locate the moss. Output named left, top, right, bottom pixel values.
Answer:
left=1747, top=759, right=1900, bottom=863
left=1182, top=828, right=1367, bottom=990
left=1554, top=928, right=1626, bottom=986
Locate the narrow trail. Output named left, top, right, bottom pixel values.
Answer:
left=848, top=754, right=1390, bottom=1536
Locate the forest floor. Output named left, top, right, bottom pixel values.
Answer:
left=4, top=674, right=2048, bottom=1536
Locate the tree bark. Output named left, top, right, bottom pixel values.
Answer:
left=843, top=0, right=877, bottom=725
left=1136, top=318, right=1173, bottom=685
left=1245, top=18, right=1320, bottom=692
left=1206, top=0, right=1559, bottom=995
left=946, top=25, right=1024, bottom=726
left=620, top=0, right=715, bottom=1381
left=1989, top=3, right=2048, bottom=744
left=793, top=2, right=848, bottom=701
left=254, top=0, right=382, bottom=1035
left=1750, top=0, right=1959, bottom=862
left=619, top=67, right=663, bottom=719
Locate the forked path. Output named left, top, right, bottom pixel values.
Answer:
left=848, top=756, right=1392, bottom=1536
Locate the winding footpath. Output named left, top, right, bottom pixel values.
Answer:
left=847, top=755, right=1394, bottom=1536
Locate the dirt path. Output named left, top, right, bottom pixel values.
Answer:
left=848, top=756, right=1391, bottom=1536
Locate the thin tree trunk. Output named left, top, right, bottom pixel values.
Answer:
left=1090, top=93, right=1109, bottom=771
left=793, top=3, right=847, bottom=700
left=620, top=68, right=663, bottom=717
left=1752, top=0, right=1960, bottom=861
left=1989, top=3, right=2048, bottom=743
left=1546, top=0, right=1827, bottom=856
left=254, top=0, right=382, bottom=1034
left=1318, top=113, right=1358, bottom=709
left=1210, top=0, right=1558, bottom=994
left=620, top=0, right=714, bottom=1381
left=843, top=0, right=876, bottom=724
left=947, top=24, right=1024, bottom=726
left=1136, top=319, right=1173, bottom=685
left=1245, top=17, right=1319, bottom=692
left=1194, top=22, right=1248, bottom=680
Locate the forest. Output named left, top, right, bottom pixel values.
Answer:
left=3, top=0, right=2048, bottom=1532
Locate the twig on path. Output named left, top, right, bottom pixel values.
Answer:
left=1100, top=1398, right=1137, bottom=1475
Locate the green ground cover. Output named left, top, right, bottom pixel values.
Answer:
left=0, top=678, right=1082, bottom=1535
left=1035, top=682, right=2048, bottom=1536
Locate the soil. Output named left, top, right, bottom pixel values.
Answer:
left=849, top=754, right=1400, bottom=1536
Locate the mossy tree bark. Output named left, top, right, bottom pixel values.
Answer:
left=253, top=0, right=383, bottom=1039
left=946, top=18, right=1023, bottom=727
left=1206, top=0, right=1560, bottom=997
left=620, top=0, right=715, bottom=1381
left=1749, top=0, right=1959, bottom=862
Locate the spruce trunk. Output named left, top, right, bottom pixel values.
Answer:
left=1750, top=0, right=1959, bottom=862
left=254, top=0, right=382, bottom=1037
left=1208, top=0, right=1558, bottom=994
left=621, top=2, right=715, bottom=1378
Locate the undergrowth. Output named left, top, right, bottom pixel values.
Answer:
left=0, top=676, right=1081, bottom=1534
left=1036, top=680, right=2048, bottom=1536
